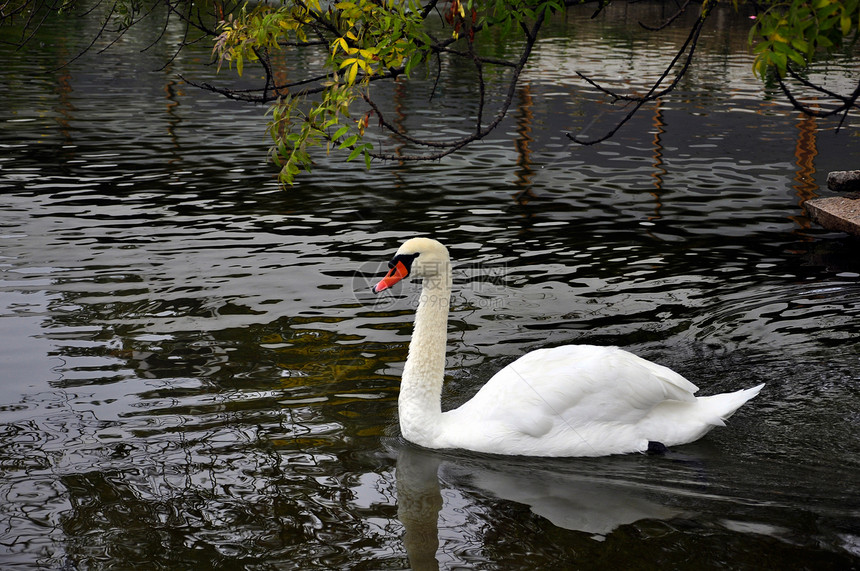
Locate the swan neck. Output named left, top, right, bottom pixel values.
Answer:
left=399, top=272, right=451, bottom=446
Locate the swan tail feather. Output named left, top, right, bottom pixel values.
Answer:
left=702, top=383, right=765, bottom=423
left=640, top=383, right=763, bottom=448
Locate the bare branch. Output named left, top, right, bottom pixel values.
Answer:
left=53, top=0, right=119, bottom=70
left=569, top=4, right=710, bottom=145
left=467, top=31, right=486, bottom=135
left=639, top=0, right=691, bottom=32
left=362, top=6, right=548, bottom=162
left=777, top=71, right=860, bottom=128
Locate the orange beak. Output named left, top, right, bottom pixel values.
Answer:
left=372, top=260, right=409, bottom=293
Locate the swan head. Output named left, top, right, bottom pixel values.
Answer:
left=372, top=238, right=450, bottom=293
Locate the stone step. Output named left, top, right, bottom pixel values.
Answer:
left=804, top=170, right=860, bottom=236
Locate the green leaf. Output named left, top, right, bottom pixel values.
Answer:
left=790, top=37, right=810, bottom=54
left=347, top=145, right=363, bottom=161
left=770, top=51, right=787, bottom=74
left=841, top=13, right=852, bottom=35
left=339, top=135, right=358, bottom=149
left=772, top=41, right=792, bottom=54
left=787, top=50, right=806, bottom=67
left=333, top=125, right=349, bottom=140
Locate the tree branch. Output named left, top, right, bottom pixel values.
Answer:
left=362, top=5, right=547, bottom=161
left=778, top=71, right=860, bottom=132
left=639, top=0, right=691, bottom=31
left=569, top=2, right=710, bottom=145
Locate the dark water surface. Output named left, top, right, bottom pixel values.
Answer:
left=2, top=2, right=860, bottom=569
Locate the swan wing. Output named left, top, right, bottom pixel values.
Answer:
left=445, top=345, right=698, bottom=443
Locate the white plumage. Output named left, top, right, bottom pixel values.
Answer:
left=373, top=237, right=763, bottom=457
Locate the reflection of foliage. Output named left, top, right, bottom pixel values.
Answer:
left=53, top=446, right=399, bottom=567
left=0, top=298, right=407, bottom=565
left=2, top=0, right=858, bottom=184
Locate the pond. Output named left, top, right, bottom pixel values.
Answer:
left=1, top=1, right=860, bottom=569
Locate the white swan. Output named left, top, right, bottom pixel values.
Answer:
left=372, top=237, right=763, bottom=457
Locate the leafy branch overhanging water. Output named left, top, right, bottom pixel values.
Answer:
left=2, top=0, right=859, bottom=184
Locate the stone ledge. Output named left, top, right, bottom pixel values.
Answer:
left=805, top=195, right=860, bottom=236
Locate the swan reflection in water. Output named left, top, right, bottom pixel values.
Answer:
left=394, top=442, right=687, bottom=570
